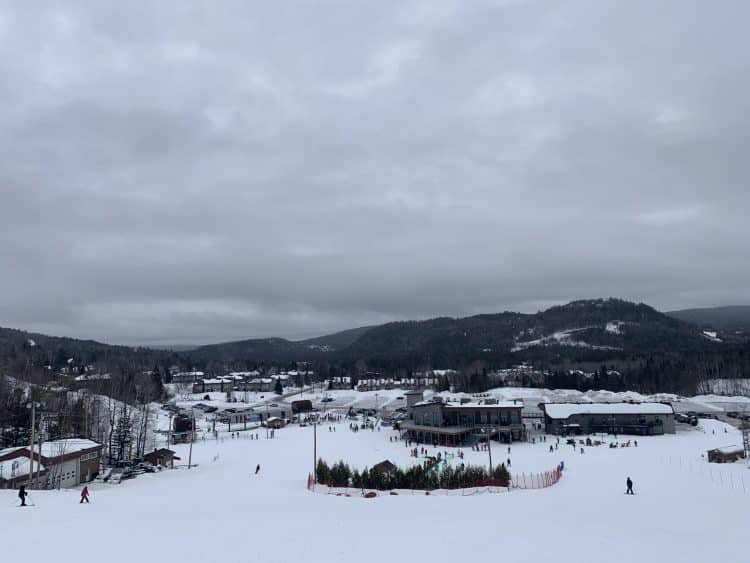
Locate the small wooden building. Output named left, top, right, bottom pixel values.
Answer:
left=372, top=460, right=397, bottom=474
left=144, top=448, right=180, bottom=469
left=707, top=446, right=745, bottom=463
left=265, top=417, right=286, bottom=429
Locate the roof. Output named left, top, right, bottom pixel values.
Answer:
left=709, top=445, right=743, bottom=455
left=38, top=439, right=102, bottom=458
left=372, top=460, right=397, bottom=473
left=543, top=402, right=674, bottom=419
left=0, top=457, right=45, bottom=480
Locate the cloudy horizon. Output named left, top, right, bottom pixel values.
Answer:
left=1, top=2, right=749, bottom=346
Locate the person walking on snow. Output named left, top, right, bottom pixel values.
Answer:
left=255, top=464, right=261, bottom=475
left=626, top=477, right=634, bottom=495
left=80, top=485, right=90, bottom=503
left=18, top=485, right=28, bottom=507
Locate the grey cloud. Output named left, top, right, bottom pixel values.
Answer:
left=1, top=1, right=749, bottom=345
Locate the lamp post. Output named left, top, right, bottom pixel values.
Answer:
left=486, top=428, right=493, bottom=474
left=313, top=416, right=317, bottom=483
left=188, top=409, right=195, bottom=469
left=26, top=401, right=40, bottom=488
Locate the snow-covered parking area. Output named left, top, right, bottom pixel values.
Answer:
left=1, top=417, right=746, bottom=563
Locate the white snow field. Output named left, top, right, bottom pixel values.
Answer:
left=2, top=417, right=746, bottom=563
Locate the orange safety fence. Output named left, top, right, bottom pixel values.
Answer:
left=306, top=465, right=562, bottom=496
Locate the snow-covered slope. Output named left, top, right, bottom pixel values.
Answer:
left=1, top=408, right=745, bottom=563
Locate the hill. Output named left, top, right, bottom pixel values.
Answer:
left=667, top=305, right=750, bottom=334
left=186, top=299, right=713, bottom=365
left=338, top=298, right=710, bottom=365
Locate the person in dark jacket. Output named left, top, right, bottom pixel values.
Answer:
left=80, top=485, right=90, bottom=503
left=18, top=485, right=28, bottom=507
left=626, top=477, right=634, bottom=495
left=255, top=464, right=260, bottom=474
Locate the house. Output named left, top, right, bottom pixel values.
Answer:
left=707, top=446, right=745, bottom=463
left=0, top=447, right=44, bottom=489
left=143, top=448, right=180, bottom=469
left=371, top=459, right=397, bottom=474
left=172, top=371, right=204, bottom=384
left=0, top=439, right=103, bottom=490
left=541, top=402, right=675, bottom=436
left=328, top=376, right=352, bottom=390
left=219, top=408, right=258, bottom=427
left=401, top=397, right=525, bottom=446
left=192, top=378, right=233, bottom=394
left=265, top=417, right=286, bottom=429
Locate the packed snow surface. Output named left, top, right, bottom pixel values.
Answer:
left=1, top=393, right=746, bottom=563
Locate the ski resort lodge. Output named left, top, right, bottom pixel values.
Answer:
left=0, top=439, right=103, bottom=489
left=401, top=395, right=525, bottom=445
left=541, top=402, right=676, bottom=436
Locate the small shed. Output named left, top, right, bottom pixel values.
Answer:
left=266, top=417, right=286, bottom=429
left=144, top=448, right=181, bottom=469
left=707, top=446, right=745, bottom=464
left=372, top=460, right=397, bottom=474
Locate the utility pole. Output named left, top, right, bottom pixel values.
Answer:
left=313, top=418, right=317, bottom=482
left=27, top=401, right=37, bottom=489
left=487, top=430, right=493, bottom=474
left=188, top=410, right=195, bottom=469
left=167, top=413, right=173, bottom=448
left=34, top=414, right=44, bottom=489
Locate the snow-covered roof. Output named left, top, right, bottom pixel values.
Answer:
left=712, top=445, right=743, bottom=455
left=446, top=400, right=524, bottom=409
left=0, top=457, right=45, bottom=480
left=543, top=402, right=674, bottom=419
left=38, top=439, right=101, bottom=457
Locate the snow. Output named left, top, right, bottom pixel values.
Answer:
left=543, top=402, right=674, bottom=419
left=714, top=445, right=743, bottom=455
left=605, top=321, right=623, bottom=334
left=512, top=327, right=620, bottom=352
left=702, top=330, right=722, bottom=342
left=38, top=439, right=101, bottom=457
left=2, top=387, right=748, bottom=563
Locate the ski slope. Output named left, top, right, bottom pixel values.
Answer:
left=1, top=418, right=746, bottom=563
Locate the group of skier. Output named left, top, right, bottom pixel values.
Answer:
left=18, top=484, right=89, bottom=506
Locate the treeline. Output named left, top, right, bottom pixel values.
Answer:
left=315, top=458, right=510, bottom=490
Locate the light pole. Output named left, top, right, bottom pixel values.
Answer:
left=486, top=428, right=493, bottom=474
left=26, top=401, right=40, bottom=489
left=313, top=417, right=317, bottom=483
left=188, top=409, right=195, bottom=469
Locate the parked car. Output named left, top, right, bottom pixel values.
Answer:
left=321, top=397, right=334, bottom=403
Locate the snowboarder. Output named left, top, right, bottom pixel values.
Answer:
left=80, top=485, right=90, bottom=503
left=18, top=485, right=28, bottom=507
left=626, top=477, right=634, bottom=495
left=255, top=464, right=261, bottom=475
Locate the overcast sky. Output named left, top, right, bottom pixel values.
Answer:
left=1, top=1, right=749, bottom=346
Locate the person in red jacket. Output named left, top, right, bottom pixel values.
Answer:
left=80, top=485, right=90, bottom=503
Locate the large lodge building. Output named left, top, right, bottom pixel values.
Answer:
left=401, top=393, right=525, bottom=446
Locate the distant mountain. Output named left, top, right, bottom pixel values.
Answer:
left=667, top=306, right=750, bottom=334
left=188, top=325, right=375, bottom=362
left=187, top=299, right=713, bottom=365
left=0, top=299, right=729, bottom=373
left=337, top=298, right=709, bottom=365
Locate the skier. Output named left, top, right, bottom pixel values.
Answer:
left=18, top=485, right=28, bottom=507
left=255, top=464, right=261, bottom=475
left=80, top=485, right=90, bottom=503
left=626, top=477, right=634, bottom=495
